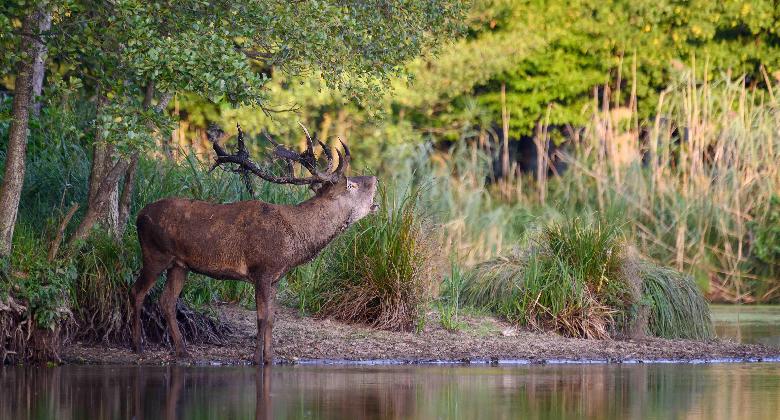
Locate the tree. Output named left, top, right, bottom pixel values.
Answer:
left=0, top=3, right=51, bottom=258
left=0, top=0, right=464, bottom=256
left=456, top=0, right=780, bottom=136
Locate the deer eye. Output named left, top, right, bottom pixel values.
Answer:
left=347, top=181, right=357, bottom=190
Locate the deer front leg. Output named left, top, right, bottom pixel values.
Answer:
left=263, top=287, right=276, bottom=365
left=254, top=280, right=271, bottom=365
left=254, top=273, right=282, bottom=365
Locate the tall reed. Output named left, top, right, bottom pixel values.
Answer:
left=417, top=72, right=780, bottom=302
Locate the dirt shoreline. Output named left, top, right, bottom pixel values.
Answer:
left=62, top=304, right=780, bottom=366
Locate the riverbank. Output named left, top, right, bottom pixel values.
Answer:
left=60, top=304, right=780, bottom=365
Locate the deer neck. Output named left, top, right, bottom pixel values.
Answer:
left=290, top=194, right=353, bottom=263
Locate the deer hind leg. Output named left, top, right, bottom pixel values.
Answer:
left=161, top=266, right=188, bottom=358
left=130, top=256, right=169, bottom=353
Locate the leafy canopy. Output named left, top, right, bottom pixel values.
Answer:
left=2, top=0, right=464, bottom=151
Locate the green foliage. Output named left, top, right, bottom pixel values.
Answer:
left=461, top=218, right=713, bottom=339
left=287, top=183, right=440, bottom=331
left=0, top=0, right=464, bottom=161
left=436, top=260, right=466, bottom=331
left=457, top=0, right=780, bottom=135
left=3, top=225, right=74, bottom=331
left=210, top=0, right=780, bottom=147
left=641, top=262, right=714, bottom=340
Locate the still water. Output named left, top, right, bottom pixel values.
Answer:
left=2, top=363, right=780, bottom=419
left=2, top=305, right=779, bottom=420
left=712, top=304, right=780, bottom=347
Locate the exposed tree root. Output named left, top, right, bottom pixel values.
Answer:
left=138, top=298, right=232, bottom=348
left=3, top=292, right=231, bottom=364
left=1, top=295, right=74, bottom=364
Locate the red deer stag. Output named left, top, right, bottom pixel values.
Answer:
left=130, top=124, right=378, bottom=364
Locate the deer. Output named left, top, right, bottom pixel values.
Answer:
left=129, top=124, right=378, bottom=365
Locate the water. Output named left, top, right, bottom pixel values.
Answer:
left=712, top=304, right=780, bottom=347
left=2, top=363, right=780, bottom=419
left=2, top=305, right=779, bottom=419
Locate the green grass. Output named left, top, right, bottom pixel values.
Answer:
left=287, top=182, right=441, bottom=331
left=436, top=260, right=466, bottom=331
left=462, top=218, right=635, bottom=339
left=641, top=262, right=714, bottom=340
left=461, top=218, right=713, bottom=340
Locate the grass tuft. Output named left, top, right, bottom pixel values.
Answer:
left=463, top=218, right=634, bottom=339
left=294, top=183, right=441, bottom=331
left=641, top=262, right=714, bottom=340
left=461, top=217, right=712, bottom=340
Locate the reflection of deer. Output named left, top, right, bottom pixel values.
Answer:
left=256, top=367, right=272, bottom=420
left=128, top=365, right=271, bottom=420
left=130, top=125, right=378, bottom=364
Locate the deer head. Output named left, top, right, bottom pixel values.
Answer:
left=207, top=123, right=379, bottom=224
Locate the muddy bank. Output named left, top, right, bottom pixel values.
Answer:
left=62, top=304, right=780, bottom=365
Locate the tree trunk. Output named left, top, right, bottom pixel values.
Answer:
left=104, top=170, right=121, bottom=235
left=113, top=85, right=172, bottom=240
left=87, top=96, right=108, bottom=204
left=87, top=141, right=120, bottom=234
left=66, top=159, right=130, bottom=251
left=85, top=93, right=123, bottom=237
left=0, top=7, right=49, bottom=258
left=31, top=11, right=52, bottom=118
left=116, top=154, right=138, bottom=238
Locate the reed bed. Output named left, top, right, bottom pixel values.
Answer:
left=418, top=72, right=780, bottom=303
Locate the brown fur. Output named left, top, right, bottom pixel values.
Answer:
left=130, top=176, right=377, bottom=364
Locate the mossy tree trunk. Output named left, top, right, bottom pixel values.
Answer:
left=0, top=6, right=50, bottom=258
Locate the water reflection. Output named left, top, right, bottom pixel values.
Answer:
left=712, top=304, right=780, bottom=346
left=3, top=363, right=780, bottom=419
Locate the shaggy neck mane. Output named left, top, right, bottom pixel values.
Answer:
left=288, top=193, right=353, bottom=265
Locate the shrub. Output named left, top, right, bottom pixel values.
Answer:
left=294, top=183, right=440, bottom=331
left=1, top=225, right=75, bottom=363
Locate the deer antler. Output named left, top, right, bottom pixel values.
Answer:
left=207, top=123, right=349, bottom=186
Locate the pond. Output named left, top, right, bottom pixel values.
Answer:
left=712, top=304, right=780, bottom=347
left=2, top=363, right=780, bottom=419
left=2, top=304, right=779, bottom=419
